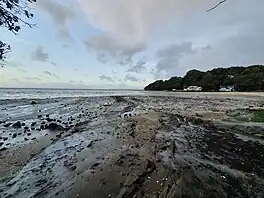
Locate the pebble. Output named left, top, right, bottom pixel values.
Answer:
left=3, top=123, right=12, bottom=127
left=13, top=121, right=22, bottom=128
left=12, top=133, right=17, bottom=138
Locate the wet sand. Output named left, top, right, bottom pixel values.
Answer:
left=0, top=93, right=264, bottom=198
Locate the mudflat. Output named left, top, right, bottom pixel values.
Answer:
left=0, top=93, right=264, bottom=198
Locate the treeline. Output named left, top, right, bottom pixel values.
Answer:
left=144, top=65, right=264, bottom=91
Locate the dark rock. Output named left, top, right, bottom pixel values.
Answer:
left=38, top=110, right=41, bottom=112
left=0, top=142, right=4, bottom=147
left=6, top=180, right=17, bottom=187
left=91, top=162, right=101, bottom=169
left=27, top=133, right=31, bottom=136
left=0, top=121, right=3, bottom=124
left=40, top=125, right=45, bottom=130
left=46, top=114, right=49, bottom=117
left=87, top=141, right=94, bottom=148
left=24, top=137, right=29, bottom=141
left=36, top=128, right=41, bottom=131
left=31, top=101, right=37, bottom=105
left=31, top=122, right=37, bottom=127
left=12, top=133, right=17, bottom=138
left=41, top=121, right=45, bottom=125
left=3, top=123, right=12, bottom=127
left=37, top=115, right=42, bottom=118
left=56, top=134, right=62, bottom=138
left=0, top=147, right=7, bottom=151
left=12, top=121, right=22, bottom=128
left=3, top=137, right=8, bottom=141
left=21, top=123, right=26, bottom=126
left=70, top=166, right=77, bottom=171
left=46, top=123, right=65, bottom=131
left=24, top=126, right=29, bottom=130
left=46, top=118, right=54, bottom=122
left=31, top=137, right=37, bottom=140
left=18, top=133, right=22, bottom=135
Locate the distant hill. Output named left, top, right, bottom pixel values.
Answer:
left=144, top=65, right=264, bottom=92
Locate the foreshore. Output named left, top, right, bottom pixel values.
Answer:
left=0, top=93, right=264, bottom=198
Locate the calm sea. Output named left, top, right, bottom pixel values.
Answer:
left=0, top=88, right=145, bottom=100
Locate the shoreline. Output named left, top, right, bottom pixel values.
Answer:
left=0, top=94, right=264, bottom=198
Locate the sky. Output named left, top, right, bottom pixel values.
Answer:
left=0, top=0, right=264, bottom=89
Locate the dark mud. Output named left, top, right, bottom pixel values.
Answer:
left=156, top=114, right=264, bottom=198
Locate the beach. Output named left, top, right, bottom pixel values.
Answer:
left=0, top=90, right=264, bottom=198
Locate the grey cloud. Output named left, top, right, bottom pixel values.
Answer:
left=124, top=74, right=140, bottom=82
left=78, top=0, right=264, bottom=78
left=43, top=71, right=60, bottom=79
left=155, top=42, right=195, bottom=73
left=99, top=75, right=114, bottom=82
left=178, top=14, right=264, bottom=75
left=37, top=0, right=75, bottom=41
left=32, top=46, right=49, bottom=62
left=127, top=60, right=147, bottom=73
left=84, top=34, right=146, bottom=65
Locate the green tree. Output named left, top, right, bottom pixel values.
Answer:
left=183, top=69, right=204, bottom=87
left=0, top=0, right=36, bottom=64
left=144, top=65, right=264, bottom=92
left=198, top=74, right=217, bottom=91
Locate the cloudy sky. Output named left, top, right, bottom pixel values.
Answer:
left=0, top=0, right=264, bottom=89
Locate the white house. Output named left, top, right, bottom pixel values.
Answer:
left=184, top=86, right=202, bottom=91
left=219, top=85, right=235, bottom=92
